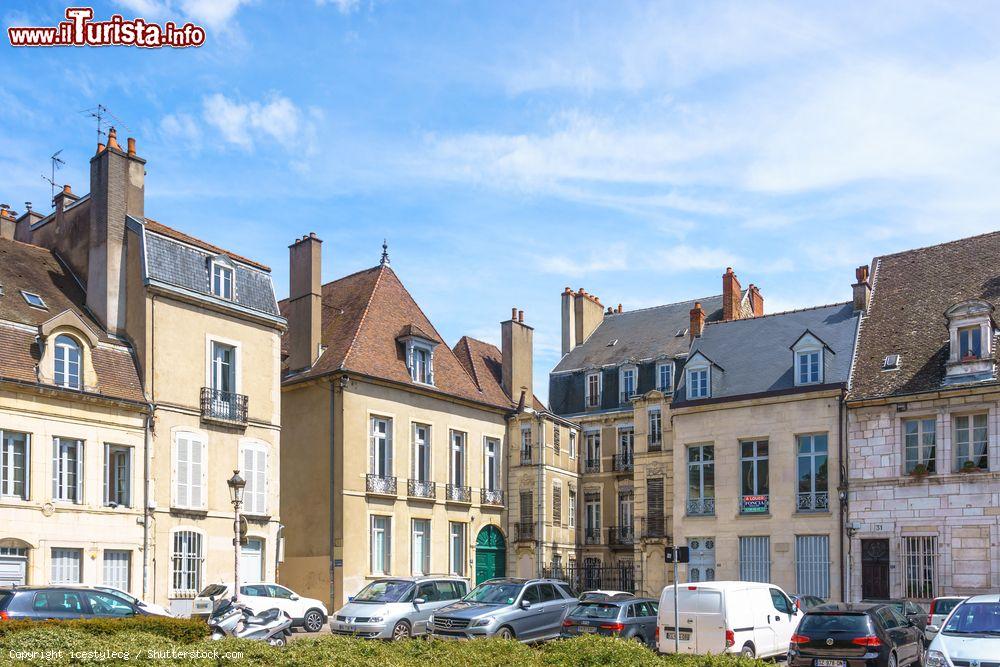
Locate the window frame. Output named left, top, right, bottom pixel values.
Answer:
left=369, top=416, right=393, bottom=478
left=796, top=433, right=829, bottom=512
left=958, top=325, right=982, bottom=360
left=411, top=518, right=431, bottom=576
left=405, top=340, right=436, bottom=385
left=739, top=439, right=770, bottom=515
left=103, top=444, right=132, bottom=507
left=54, top=334, right=82, bottom=390
left=903, top=417, right=937, bottom=474
left=449, top=522, right=466, bottom=577
left=686, top=367, right=710, bottom=399
left=21, top=290, right=47, bottom=309
left=370, top=515, right=391, bottom=576
left=412, top=423, right=431, bottom=482
left=172, top=431, right=207, bottom=510
left=52, top=437, right=83, bottom=503
left=656, top=361, right=673, bottom=393
left=619, top=365, right=637, bottom=401
left=568, top=431, right=576, bottom=459
left=0, top=430, right=30, bottom=500
left=953, top=413, right=988, bottom=472
left=568, top=488, right=577, bottom=528
left=210, top=260, right=235, bottom=301
left=51, top=547, right=83, bottom=584
left=449, top=430, right=466, bottom=486
left=171, top=529, right=204, bottom=595
left=687, top=444, right=715, bottom=515
left=240, top=441, right=269, bottom=516
left=585, top=372, right=602, bottom=408
left=648, top=408, right=662, bottom=447
left=483, top=436, right=500, bottom=492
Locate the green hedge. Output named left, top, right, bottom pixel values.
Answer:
left=0, top=616, right=209, bottom=643
left=0, top=630, right=768, bottom=667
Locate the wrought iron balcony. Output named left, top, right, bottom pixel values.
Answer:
left=619, top=391, right=636, bottom=407
left=686, top=497, right=715, bottom=516
left=648, top=434, right=662, bottom=452
left=608, top=525, right=635, bottom=547
left=481, top=488, right=504, bottom=506
left=611, top=453, right=634, bottom=473
left=584, top=458, right=601, bottom=473
left=797, top=491, right=830, bottom=513
left=445, top=483, right=471, bottom=503
left=641, top=516, right=667, bottom=539
left=366, top=474, right=397, bottom=496
left=520, top=448, right=533, bottom=465
left=584, top=528, right=602, bottom=545
left=407, top=479, right=435, bottom=499
left=585, top=394, right=602, bottom=411
left=200, top=387, right=248, bottom=425
left=514, top=521, right=534, bottom=542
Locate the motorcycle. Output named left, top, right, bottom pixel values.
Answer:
left=208, top=598, right=293, bottom=646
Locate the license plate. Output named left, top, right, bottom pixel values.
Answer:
left=815, top=660, right=846, bottom=667
left=663, top=631, right=691, bottom=641
left=578, top=626, right=597, bottom=633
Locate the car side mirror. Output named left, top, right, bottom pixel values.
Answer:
left=290, top=594, right=300, bottom=601
left=414, top=597, right=426, bottom=605
left=520, top=599, right=532, bottom=609
left=926, top=625, right=939, bottom=634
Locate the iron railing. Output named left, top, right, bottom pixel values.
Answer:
left=407, top=479, right=435, bottom=499
left=608, top=525, right=635, bottom=548
left=514, top=521, right=534, bottom=542
left=797, top=491, right=830, bottom=512
left=585, top=394, right=602, bottom=410
left=612, top=454, right=634, bottom=473
left=619, top=391, right=635, bottom=407
left=584, top=527, right=602, bottom=545
left=366, top=474, right=397, bottom=495
left=641, top=516, right=667, bottom=539
left=687, top=497, right=715, bottom=516
left=584, top=458, right=601, bottom=473
left=542, top=562, right=641, bottom=595
left=648, top=434, right=662, bottom=452
left=445, top=484, right=471, bottom=503
left=481, top=488, right=504, bottom=506
left=200, top=387, right=248, bottom=425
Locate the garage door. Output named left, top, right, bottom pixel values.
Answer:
left=0, top=554, right=27, bottom=586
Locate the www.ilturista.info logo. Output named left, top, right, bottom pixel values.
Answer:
left=7, top=7, right=206, bottom=48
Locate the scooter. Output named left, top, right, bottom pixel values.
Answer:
left=208, top=598, right=293, bottom=646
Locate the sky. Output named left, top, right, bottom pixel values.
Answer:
left=3, top=1, right=1000, bottom=402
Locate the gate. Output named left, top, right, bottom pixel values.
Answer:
left=542, top=560, right=642, bottom=594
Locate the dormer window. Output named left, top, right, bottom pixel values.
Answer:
left=619, top=365, right=637, bottom=405
left=797, top=350, right=821, bottom=384
left=411, top=345, right=432, bottom=384
left=687, top=368, right=709, bottom=399
left=54, top=334, right=82, bottom=390
left=585, top=372, right=602, bottom=409
left=958, top=326, right=982, bottom=360
left=656, top=361, right=673, bottom=393
left=398, top=326, right=438, bottom=386
left=944, top=300, right=995, bottom=383
left=791, top=331, right=828, bottom=387
left=211, top=260, right=234, bottom=300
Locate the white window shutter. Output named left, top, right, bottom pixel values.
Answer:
left=52, top=439, right=58, bottom=499
left=103, top=443, right=110, bottom=505
left=174, top=436, right=187, bottom=508
left=368, top=420, right=375, bottom=475
left=195, top=439, right=206, bottom=509
left=257, top=448, right=267, bottom=514
left=386, top=424, right=393, bottom=476
left=23, top=435, right=31, bottom=501
left=385, top=518, right=392, bottom=574
left=75, top=442, right=84, bottom=504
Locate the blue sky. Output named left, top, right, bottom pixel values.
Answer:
left=3, top=1, right=1000, bottom=401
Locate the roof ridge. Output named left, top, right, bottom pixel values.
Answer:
left=144, top=218, right=271, bottom=272
left=339, top=264, right=387, bottom=371
left=875, top=230, right=1000, bottom=260
left=604, top=294, right=723, bottom=317
left=704, top=300, right=851, bottom=325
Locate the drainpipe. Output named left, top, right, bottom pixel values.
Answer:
left=329, top=377, right=339, bottom=608
left=838, top=389, right=848, bottom=602
left=536, top=415, right=544, bottom=578
left=142, top=407, right=153, bottom=600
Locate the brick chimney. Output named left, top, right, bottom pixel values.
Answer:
left=852, top=265, right=871, bottom=313
left=573, top=288, right=604, bottom=347
left=502, top=307, right=533, bottom=407
left=287, top=233, right=323, bottom=371
left=0, top=206, right=14, bottom=240
left=748, top=284, right=764, bottom=317
left=722, top=267, right=742, bottom=321
left=14, top=208, right=43, bottom=244
left=560, top=287, right=575, bottom=356
left=689, top=301, right=706, bottom=341
left=87, top=128, right=145, bottom=334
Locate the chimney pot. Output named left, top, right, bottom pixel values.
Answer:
left=852, top=265, right=871, bottom=313
left=107, top=127, right=121, bottom=151
left=63, top=184, right=72, bottom=194
left=689, top=302, right=706, bottom=341
left=617, top=303, right=622, bottom=313
left=127, top=137, right=136, bottom=156
left=511, top=307, right=518, bottom=320
left=517, top=309, right=524, bottom=323
left=96, top=142, right=105, bottom=153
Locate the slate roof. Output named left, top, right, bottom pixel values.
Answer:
left=142, top=219, right=280, bottom=317
left=280, top=264, right=510, bottom=410
left=675, top=302, right=860, bottom=403
left=0, top=238, right=145, bottom=403
left=848, top=231, right=1000, bottom=401
left=452, top=336, right=547, bottom=411
left=552, top=294, right=725, bottom=373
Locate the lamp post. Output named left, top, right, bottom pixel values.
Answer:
left=227, top=470, right=246, bottom=603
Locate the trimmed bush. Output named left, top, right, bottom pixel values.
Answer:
left=0, top=616, right=209, bottom=643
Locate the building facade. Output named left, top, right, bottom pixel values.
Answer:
left=846, top=233, right=1000, bottom=602
left=0, top=130, right=284, bottom=614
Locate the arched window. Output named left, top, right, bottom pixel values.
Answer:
left=54, top=335, right=81, bottom=389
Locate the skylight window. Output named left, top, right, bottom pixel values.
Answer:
left=21, top=291, right=46, bottom=309
left=883, top=354, right=900, bottom=370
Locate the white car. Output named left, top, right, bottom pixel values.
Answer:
left=926, top=594, right=1000, bottom=667
left=192, top=582, right=328, bottom=632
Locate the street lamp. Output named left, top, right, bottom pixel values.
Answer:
left=227, top=470, right=246, bottom=603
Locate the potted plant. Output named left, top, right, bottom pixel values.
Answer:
left=909, top=463, right=930, bottom=478
left=959, top=459, right=979, bottom=473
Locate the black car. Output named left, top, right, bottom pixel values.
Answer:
left=788, top=603, right=924, bottom=667
left=561, top=597, right=658, bottom=646
left=0, top=587, right=146, bottom=620
left=861, top=599, right=927, bottom=634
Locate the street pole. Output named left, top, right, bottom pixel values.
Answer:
left=673, top=552, right=679, bottom=654
left=234, top=499, right=241, bottom=603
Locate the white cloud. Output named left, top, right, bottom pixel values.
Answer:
left=114, top=0, right=250, bottom=30
left=201, top=93, right=305, bottom=150
left=160, top=112, right=202, bottom=144
left=318, top=0, right=361, bottom=14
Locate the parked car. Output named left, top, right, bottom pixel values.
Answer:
left=790, top=594, right=826, bottom=611
left=924, top=596, right=965, bottom=642
left=656, top=580, right=799, bottom=658
left=926, top=594, right=1000, bottom=667
left=428, top=577, right=577, bottom=642
left=561, top=597, right=657, bottom=646
left=862, top=599, right=928, bottom=638
left=329, top=576, right=469, bottom=639
left=0, top=586, right=149, bottom=620
left=578, top=590, right=634, bottom=602
left=65, top=585, right=173, bottom=617
left=788, top=602, right=924, bottom=667
left=192, top=582, right=328, bottom=632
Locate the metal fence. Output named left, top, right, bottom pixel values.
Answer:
left=541, top=562, right=642, bottom=595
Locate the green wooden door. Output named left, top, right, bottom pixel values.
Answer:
left=475, top=525, right=506, bottom=585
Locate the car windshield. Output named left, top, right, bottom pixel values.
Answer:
left=353, top=580, right=414, bottom=603
left=934, top=599, right=962, bottom=616
left=570, top=603, right=620, bottom=619
left=943, top=602, right=1000, bottom=635
left=464, top=581, right=524, bottom=605
left=799, top=613, right=872, bottom=634
left=98, top=587, right=138, bottom=605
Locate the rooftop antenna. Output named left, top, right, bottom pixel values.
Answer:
left=41, top=149, right=65, bottom=205
left=80, top=104, right=130, bottom=144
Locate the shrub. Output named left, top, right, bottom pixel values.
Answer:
left=0, top=616, right=209, bottom=643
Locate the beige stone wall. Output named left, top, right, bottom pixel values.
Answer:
left=672, top=391, right=844, bottom=601
left=633, top=394, right=674, bottom=598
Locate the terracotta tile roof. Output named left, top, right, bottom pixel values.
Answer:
left=0, top=238, right=145, bottom=403
left=280, top=264, right=509, bottom=409
left=453, top=335, right=547, bottom=411
left=144, top=218, right=271, bottom=272
left=849, top=231, right=1000, bottom=400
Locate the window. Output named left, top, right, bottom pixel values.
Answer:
left=618, top=488, right=633, bottom=532
left=618, top=427, right=634, bottom=459
left=739, top=536, right=771, bottom=583
left=449, top=522, right=466, bottom=576
left=904, top=417, right=936, bottom=474
left=687, top=444, right=715, bottom=515
left=646, top=478, right=664, bottom=536
left=568, top=489, right=576, bottom=528
left=796, top=434, right=829, bottom=512
left=568, top=431, right=576, bottom=459
left=52, top=437, right=83, bottom=503
left=51, top=548, right=82, bottom=584
left=103, top=550, right=131, bottom=592
left=657, top=362, right=673, bottom=392
left=552, top=482, right=562, bottom=524
left=796, top=350, right=821, bottom=385
left=585, top=492, right=601, bottom=535
left=412, top=424, right=431, bottom=481
left=520, top=427, right=532, bottom=464
left=740, top=439, right=769, bottom=514
left=21, top=291, right=47, bottom=309
left=553, top=427, right=561, bottom=454
left=171, top=531, right=203, bottom=594
left=104, top=444, right=131, bottom=507
left=211, top=261, right=234, bottom=300
left=585, top=432, right=600, bottom=471
left=648, top=409, right=662, bottom=449
left=449, top=431, right=465, bottom=486
left=369, top=416, right=392, bottom=477
left=406, top=341, right=435, bottom=385
left=687, top=368, right=709, bottom=399
left=86, top=589, right=135, bottom=617
left=241, top=442, right=268, bottom=515
left=411, top=519, right=430, bottom=576
left=620, top=366, right=636, bottom=403
left=371, top=516, right=391, bottom=575
left=902, top=536, right=937, bottom=599
left=173, top=432, right=206, bottom=509
left=958, top=326, right=982, bottom=359
left=520, top=490, right=533, bottom=524
left=795, top=535, right=830, bottom=599
left=483, top=437, right=499, bottom=491
left=1, top=430, right=29, bottom=499
left=210, top=341, right=236, bottom=394
left=769, top=587, right=793, bottom=615
left=585, top=372, right=601, bottom=408
left=54, top=335, right=81, bottom=389
left=954, top=413, right=988, bottom=471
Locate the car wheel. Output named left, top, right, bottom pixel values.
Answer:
left=496, top=626, right=515, bottom=641
left=888, top=651, right=897, bottom=667
left=392, top=620, right=411, bottom=640
left=740, top=643, right=755, bottom=658
left=303, top=609, right=324, bottom=633
left=914, top=644, right=924, bottom=666
left=268, top=635, right=287, bottom=647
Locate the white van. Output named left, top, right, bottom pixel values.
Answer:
left=656, top=581, right=799, bottom=658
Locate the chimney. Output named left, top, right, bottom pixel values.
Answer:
left=852, top=265, right=871, bottom=313
left=689, top=302, right=706, bottom=341
left=0, top=206, right=14, bottom=240
left=87, top=129, right=145, bottom=334
left=573, top=287, right=605, bottom=348
left=287, top=233, right=323, bottom=371
left=502, top=307, right=533, bottom=407
left=560, top=287, right=576, bottom=356
left=748, top=284, right=764, bottom=317
left=13, top=208, right=43, bottom=244
left=722, top=267, right=742, bottom=321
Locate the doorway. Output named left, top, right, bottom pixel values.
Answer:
left=474, top=525, right=506, bottom=584
left=861, top=539, right=890, bottom=599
